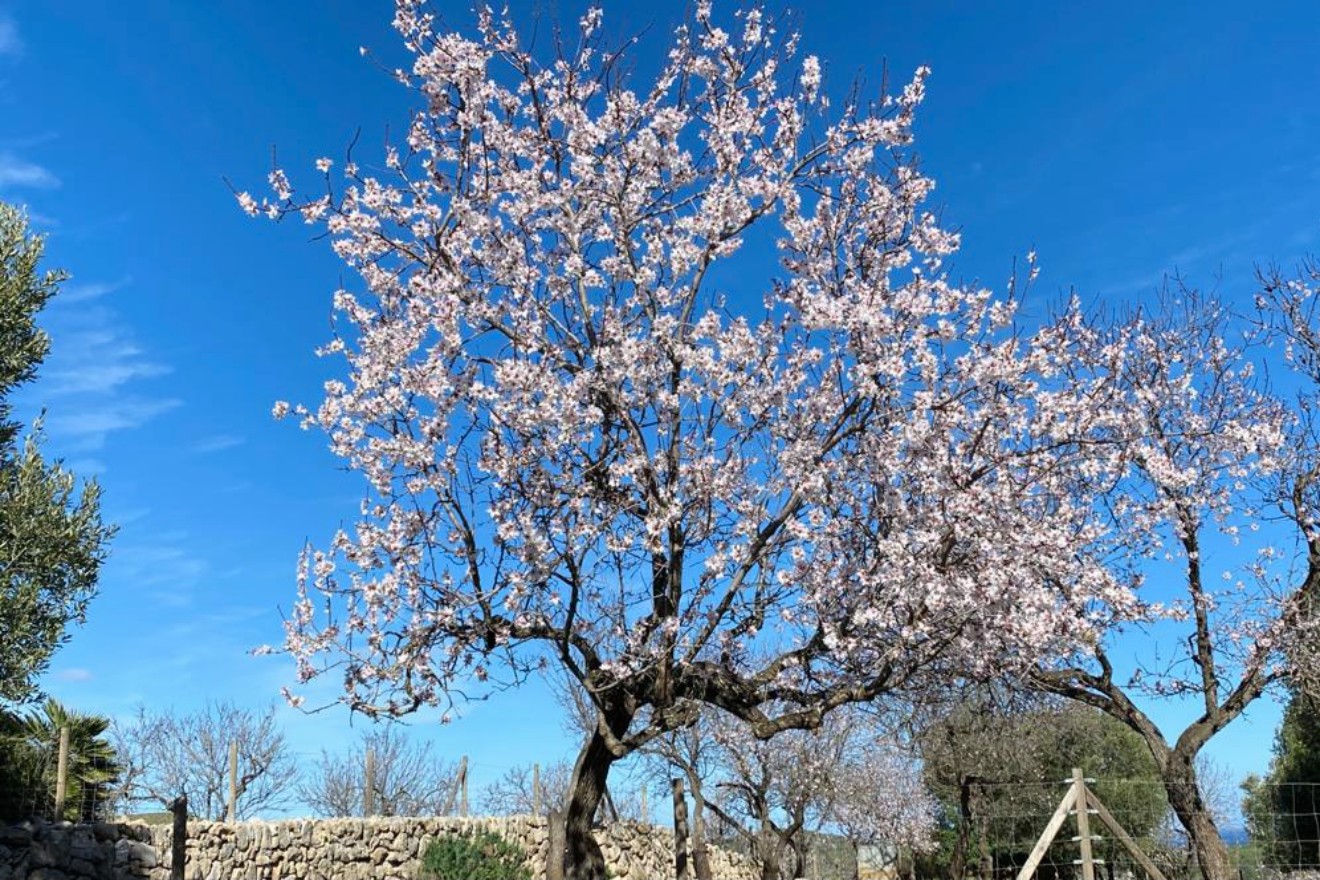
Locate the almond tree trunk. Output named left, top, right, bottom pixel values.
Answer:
left=563, top=705, right=634, bottom=880
left=691, top=783, right=713, bottom=880
left=1163, top=756, right=1233, bottom=880
left=758, top=839, right=781, bottom=880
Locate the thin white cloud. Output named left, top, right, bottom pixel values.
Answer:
left=115, top=508, right=152, bottom=524
left=24, top=208, right=58, bottom=229
left=0, top=16, right=22, bottom=59
left=54, top=668, right=94, bottom=683
left=0, top=152, right=57, bottom=188
left=43, top=336, right=170, bottom=395
left=33, top=293, right=177, bottom=452
left=67, top=457, right=106, bottom=476
left=191, top=434, right=246, bottom=454
left=48, top=398, right=181, bottom=450
left=110, top=532, right=208, bottom=607
left=58, top=277, right=130, bottom=304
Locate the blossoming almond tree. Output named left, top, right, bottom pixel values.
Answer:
left=1028, top=291, right=1303, bottom=880
left=245, top=3, right=1142, bottom=876
left=702, top=706, right=934, bottom=880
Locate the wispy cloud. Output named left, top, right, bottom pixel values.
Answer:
left=24, top=208, right=58, bottom=229
left=0, top=152, right=56, bottom=188
left=59, top=277, right=130, bottom=304
left=34, top=293, right=178, bottom=451
left=191, top=434, right=245, bottom=454
left=48, top=398, right=181, bottom=449
left=0, top=16, right=22, bottom=60
left=44, top=331, right=170, bottom=395
left=54, top=668, right=94, bottom=683
left=111, top=531, right=208, bottom=607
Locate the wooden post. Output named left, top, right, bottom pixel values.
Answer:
left=601, top=788, right=620, bottom=824
left=53, top=726, right=70, bottom=819
left=1089, top=789, right=1170, bottom=880
left=363, top=747, right=377, bottom=817
left=226, top=740, right=238, bottom=822
left=672, top=778, right=690, bottom=880
left=444, top=756, right=468, bottom=816
left=459, top=756, right=469, bottom=816
left=1072, top=768, right=1096, bottom=880
left=640, top=786, right=649, bottom=824
left=1014, top=784, right=1078, bottom=880
left=168, top=793, right=188, bottom=880
left=533, top=763, right=543, bottom=815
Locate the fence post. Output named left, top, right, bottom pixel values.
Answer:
left=640, top=787, right=648, bottom=825
left=533, top=763, right=542, bottom=815
left=460, top=756, right=469, bottom=816
left=169, top=794, right=188, bottom=880
left=1072, top=768, right=1096, bottom=880
left=53, top=726, right=70, bottom=819
left=226, top=740, right=238, bottom=822
left=363, top=747, right=377, bottom=817
left=1014, top=781, right=1078, bottom=880
left=444, top=756, right=468, bottom=816
left=672, top=778, right=690, bottom=880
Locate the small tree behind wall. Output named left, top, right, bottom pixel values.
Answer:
left=246, top=3, right=1163, bottom=878
left=113, top=702, right=297, bottom=820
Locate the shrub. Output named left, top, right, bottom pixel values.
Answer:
left=419, top=830, right=531, bottom=880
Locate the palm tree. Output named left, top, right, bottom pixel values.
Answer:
left=0, top=707, right=49, bottom=820
left=13, top=698, right=120, bottom=820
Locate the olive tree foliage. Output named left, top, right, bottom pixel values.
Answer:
left=112, top=702, right=298, bottom=820
left=298, top=724, right=459, bottom=817
left=243, top=3, right=1172, bottom=877
left=0, top=203, right=113, bottom=706
left=917, top=697, right=1165, bottom=880
left=1241, top=688, right=1320, bottom=868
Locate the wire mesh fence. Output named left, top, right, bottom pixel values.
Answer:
left=919, top=777, right=1320, bottom=880
left=8, top=740, right=1320, bottom=880
left=0, top=729, right=122, bottom=824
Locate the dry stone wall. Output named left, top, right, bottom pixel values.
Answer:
left=143, top=816, right=756, bottom=880
left=0, top=819, right=159, bottom=880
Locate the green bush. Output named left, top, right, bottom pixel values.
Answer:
left=419, top=830, right=531, bottom=880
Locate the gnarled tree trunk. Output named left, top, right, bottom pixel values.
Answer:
left=691, top=782, right=713, bottom=880
left=1163, top=756, right=1233, bottom=880
left=563, top=703, right=634, bottom=880
left=757, top=832, right=782, bottom=880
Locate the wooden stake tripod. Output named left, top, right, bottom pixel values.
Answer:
left=1015, top=768, right=1169, bottom=880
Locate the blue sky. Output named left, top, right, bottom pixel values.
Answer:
left=4, top=0, right=1320, bottom=816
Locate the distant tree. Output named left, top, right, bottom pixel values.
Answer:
left=299, top=724, right=458, bottom=817
left=481, top=761, right=574, bottom=818
left=1241, top=690, right=1320, bottom=868
left=0, top=699, right=119, bottom=821
left=644, top=722, right=721, bottom=880
left=0, top=202, right=113, bottom=706
left=113, top=702, right=298, bottom=820
left=918, top=698, right=1166, bottom=880
left=704, top=707, right=934, bottom=880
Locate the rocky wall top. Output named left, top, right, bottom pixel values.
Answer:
left=144, top=815, right=756, bottom=880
